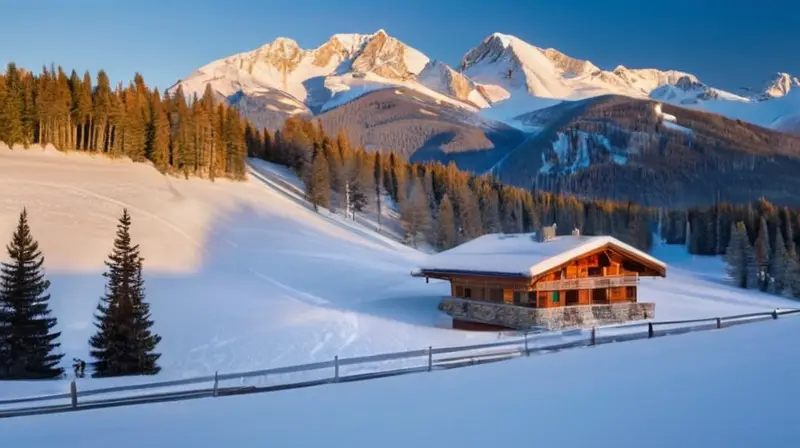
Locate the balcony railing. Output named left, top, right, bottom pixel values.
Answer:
left=535, top=274, right=639, bottom=292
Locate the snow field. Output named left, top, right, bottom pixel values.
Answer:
left=1, top=144, right=797, bottom=401
left=2, top=314, right=798, bottom=447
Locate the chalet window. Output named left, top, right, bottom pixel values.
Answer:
left=588, top=267, right=601, bottom=277
left=528, top=292, right=538, bottom=307
left=592, top=288, right=608, bottom=304
left=565, top=290, right=579, bottom=306
left=551, top=291, right=560, bottom=304
left=626, top=286, right=636, bottom=300
left=464, top=287, right=472, bottom=299
left=489, top=288, right=503, bottom=302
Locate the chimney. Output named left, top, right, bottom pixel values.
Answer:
left=542, top=224, right=556, bottom=241
left=572, top=228, right=580, bottom=237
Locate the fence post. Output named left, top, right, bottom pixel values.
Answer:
left=772, top=309, right=779, bottom=320
left=427, top=346, right=433, bottom=372
left=334, top=355, right=339, bottom=382
left=716, top=317, right=721, bottom=329
left=524, top=332, right=529, bottom=356
left=70, top=380, right=78, bottom=409
left=590, top=327, right=596, bottom=346
left=213, top=371, right=219, bottom=397
left=648, top=322, right=654, bottom=338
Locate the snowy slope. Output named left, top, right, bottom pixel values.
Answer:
left=1, top=144, right=797, bottom=400
left=3, top=315, right=799, bottom=447
left=0, top=144, right=498, bottom=383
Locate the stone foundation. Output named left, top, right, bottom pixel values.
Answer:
left=440, top=298, right=655, bottom=331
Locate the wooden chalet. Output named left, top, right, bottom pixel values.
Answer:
left=412, top=230, right=666, bottom=312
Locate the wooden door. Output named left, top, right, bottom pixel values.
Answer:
left=503, top=289, right=513, bottom=304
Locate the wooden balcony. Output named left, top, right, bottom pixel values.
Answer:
left=535, top=274, right=639, bottom=292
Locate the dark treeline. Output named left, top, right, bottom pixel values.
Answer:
left=0, top=63, right=247, bottom=180
left=662, top=199, right=800, bottom=258
left=660, top=198, right=800, bottom=300
left=254, top=116, right=656, bottom=251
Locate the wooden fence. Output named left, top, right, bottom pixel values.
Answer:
left=1, top=307, right=799, bottom=419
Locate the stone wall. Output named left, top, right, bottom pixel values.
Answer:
left=439, top=298, right=655, bottom=331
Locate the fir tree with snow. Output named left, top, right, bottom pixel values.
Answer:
left=0, top=208, right=64, bottom=379
left=89, top=209, right=161, bottom=377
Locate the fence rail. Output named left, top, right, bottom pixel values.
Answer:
left=2, top=307, right=799, bottom=419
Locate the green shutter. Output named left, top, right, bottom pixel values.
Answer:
left=552, top=291, right=560, bottom=303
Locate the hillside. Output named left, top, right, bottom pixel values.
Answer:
left=1, top=143, right=797, bottom=401
left=315, top=87, right=525, bottom=172
left=3, top=313, right=799, bottom=447
left=492, top=95, right=800, bottom=207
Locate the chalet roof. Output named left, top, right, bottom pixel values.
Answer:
left=413, top=233, right=666, bottom=278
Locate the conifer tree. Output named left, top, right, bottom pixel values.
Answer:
left=785, top=257, right=800, bottom=299
left=0, top=209, right=64, bottom=379
left=149, top=90, right=171, bottom=173
left=373, top=153, right=384, bottom=231
left=89, top=209, right=161, bottom=377
left=305, top=146, right=331, bottom=212
left=769, top=231, right=791, bottom=295
left=754, top=217, right=771, bottom=291
left=1, top=63, right=24, bottom=147
left=400, top=176, right=431, bottom=248
left=454, top=181, right=483, bottom=243
left=724, top=222, right=755, bottom=289
left=348, top=153, right=372, bottom=215
left=436, top=195, right=458, bottom=250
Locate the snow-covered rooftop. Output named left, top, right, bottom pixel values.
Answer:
left=415, top=233, right=666, bottom=278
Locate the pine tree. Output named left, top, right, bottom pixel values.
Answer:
left=373, top=153, right=383, bottom=231
left=454, top=181, right=482, bottom=243
left=0, top=209, right=64, bottom=379
left=769, top=230, right=791, bottom=295
left=348, top=154, right=372, bottom=216
left=436, top=195, right=458, bottom=250
left=754, top=217, right=771, bottom=291
left=785, top=257, right=800, bottom=299
left=89, top=209, right=161, bottom=377
left=305, top=146, right=331, bottom=212
left=724, top=222, right=755, bottom=289
left=400, top=176, right=431, bottom=248
left=149, top=90, right=170, bottom=173
left=1, top=63, right=24, bottom=147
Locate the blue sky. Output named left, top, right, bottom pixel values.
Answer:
left=0, top=0, right=796, bottom=91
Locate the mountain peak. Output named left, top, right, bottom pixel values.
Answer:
left=762, top=72, right=799, bottom=99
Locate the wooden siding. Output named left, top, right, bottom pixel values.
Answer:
left=427, top=244, right=654, bottom=309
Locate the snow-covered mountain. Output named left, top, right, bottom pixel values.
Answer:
left=458, top=32, right=798, bottom=129
left=170, top=30, right=798, bottom=135
left=760, top=73, right=800, bottom=100
left=169, top=30, right=476, bottom=116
